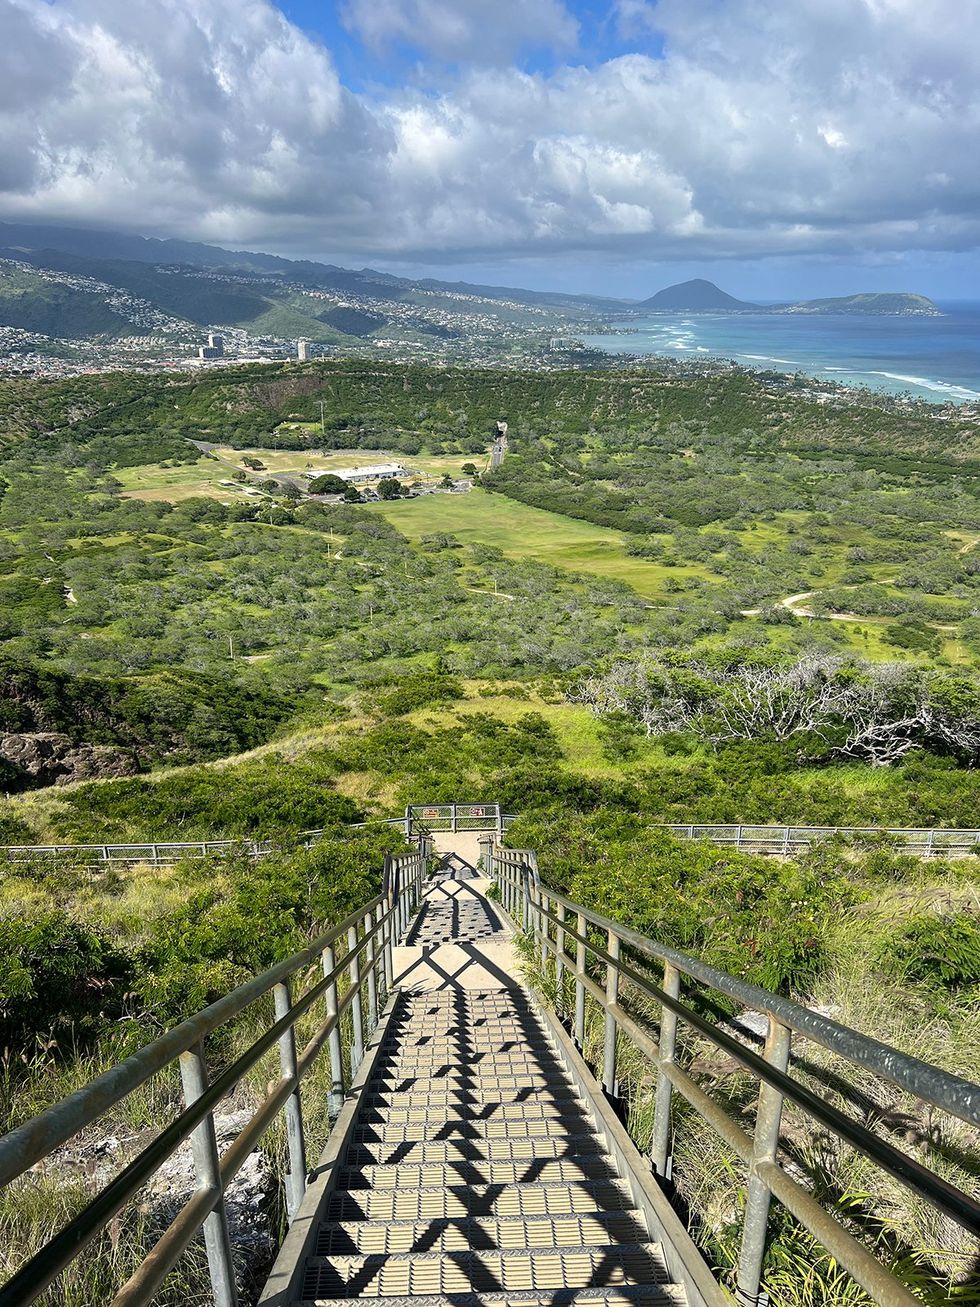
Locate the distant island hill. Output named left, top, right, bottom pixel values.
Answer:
left=639, top=278, right=942, bottom=316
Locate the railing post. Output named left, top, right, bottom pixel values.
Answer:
left=603, top=929, right=620, bottom=1096
left=575, top=911, right=586, bottom=1049
left=540, top=890, right=549, bottom=971
left=400, top=861, right=410, bottom=938
left=556, top=902, right=566, bottom=986
left=273, top=980, right=307, bottom=1220
left=365, top=909, right=378, bottom=1032
left=452, top=803, right=457, bottom=834
left=651, top=961, right=680, bottom=1178
left=178, top=1044, right=238, bottom=1307
left=347, top=923, right=364, bottom=1070
left=322, top=944, right=345, bottom=1115
left=382, top=893, right=394, bottom=993
left=736, top=1016, right=792, bottom=1306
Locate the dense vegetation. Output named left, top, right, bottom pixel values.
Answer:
left=2, top=355, right=979, bottom=1307
left=484, top=411, right=980, bottom=637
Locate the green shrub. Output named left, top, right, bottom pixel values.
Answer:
left=49, top=753, right=359, bottom=841
left=510, top=811, right=856, bottom=993
left=136, top=830, right=404, bottom=1023
left=375, top=673, right=464, bottom=716
left=0, top=911, right=130, bottom=1046
left=888, top=914, right=980, bottom=990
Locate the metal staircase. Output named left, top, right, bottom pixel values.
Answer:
left=259, top=860, right=690, bottom=1307
left=4, top=811, right=978, bottom=1307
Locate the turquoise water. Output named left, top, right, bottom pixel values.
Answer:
left=580, top=304, right=980, bottom=405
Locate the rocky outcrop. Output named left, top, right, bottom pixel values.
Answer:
left=30, top=1110, right=277, bottom=1303
left=0, top=731, right=138, bottom=788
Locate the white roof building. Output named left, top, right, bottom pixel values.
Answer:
left=305, top=463, right=407, bottom=482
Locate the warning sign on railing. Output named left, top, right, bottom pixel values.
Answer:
left=421, top=808, right=441, bottom=819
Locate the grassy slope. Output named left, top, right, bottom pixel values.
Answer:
left=369, top=487, right=716, bottom=600
left=0, top=269, right=132, bottom=338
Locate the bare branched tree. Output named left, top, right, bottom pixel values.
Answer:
left=574, top=655, right=980, bottom=767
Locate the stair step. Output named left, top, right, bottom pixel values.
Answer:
left=376, top=1060, right=562, bottom=1074
left=361, top=1087, right=580, bottom=1108
left=344, top=1137, right=604, bottom=1167
left=381, top=1039, right=555, bottom=1056
left=325, top=1180, right=636, bottom=1222
left=300, top=1244, right=671, bottom=1298
left=357, top=1102, right=589, bottom=1124
left=338, top=1157, right=621, bottom=1189
left=371, top=1073, right=575, bottom=1092
left=298, top=1289, right=687, bottom=1307
left=376, top=1050, right=563, bottom=1065
left=352, top=1118, right=602, bottom=1143
left=314, top=1213, right=652, bottom=1256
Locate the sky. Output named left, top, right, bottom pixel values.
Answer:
left=1, top=0, right=979, bottom=300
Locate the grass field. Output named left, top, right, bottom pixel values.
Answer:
left=114, top=461, right=246, bottom=502
left=268, top=436, right=490, bottom=478
left=369, top=488, right=716, bottom=600
left=117, top=446, right=489, bottom=501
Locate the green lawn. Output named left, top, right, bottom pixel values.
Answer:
left=369, top=489, right=717, bottom=600
left=114, top=461, right=247, bottom=502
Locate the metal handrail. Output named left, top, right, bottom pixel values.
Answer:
left=487, top=844, right=980, bottom=1307
left=404, top=803, right=514, bottom=836
left=0, top=847, right=429, bottom=1307
left=0, top=821, right=410, bottom=868
left=657, top=823, right=980, bottom=857
left=0, top=816, right=971, bottom=868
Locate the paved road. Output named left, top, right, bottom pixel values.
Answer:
left=489, top=428, right=508, bottom=470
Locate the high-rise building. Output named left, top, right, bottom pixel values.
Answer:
left=297, top=339, right=311, bottom=361
left=198, top=332, right=225, bottom=361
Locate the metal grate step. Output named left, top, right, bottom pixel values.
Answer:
left=380, top=1040, right=557, bottom=1058
left=358, top=1102, right=590, bottom=1125
left=375, top=1050, right=565, bottom=1066
left=338, top=1157, right=621, bottom=1190
left=344, top=1137, right=605, bottom=1167
left=361, top=1087, right=581, bottom=1108
left=298, top=1289, right=687, bottom=1307
left=314, top=1213, right=653, bottom=1256
left=324, top=1180, right=637, bottom=1223
left=352, top=1118, right=603, bottom=1144
left=301, top=1244, right=672, bottom=1298
left=370, top=1072, right=575, bottom=1092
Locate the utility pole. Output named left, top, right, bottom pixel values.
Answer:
left=319, top=401, right=325, bottom=439
left=228, top=635, right=235, bottom=660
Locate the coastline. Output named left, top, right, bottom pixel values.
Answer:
left=580, top=306, right=980, bottom=406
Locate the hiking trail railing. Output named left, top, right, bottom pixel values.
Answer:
left=0, top=807, right=513, bottom=868
left=658, top=823, right=980, bottom=857
left=0, top=846, right=428, bottom=1307
left=487, top=843, right=980, bottom=1307
left=405, top=802, right=512, bottom=836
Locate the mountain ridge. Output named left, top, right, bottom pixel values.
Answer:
left=639, top=278, right=942, bottom=316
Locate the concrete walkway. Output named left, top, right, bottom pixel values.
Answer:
left=391, top=837, right=519, bottom=992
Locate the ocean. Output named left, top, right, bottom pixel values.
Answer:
left=579, top=302, right=980, bottom=405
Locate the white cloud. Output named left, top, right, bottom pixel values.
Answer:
left=0, top=0, right=979, bottom=266
left=341, top=0, right=578, bottom=64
